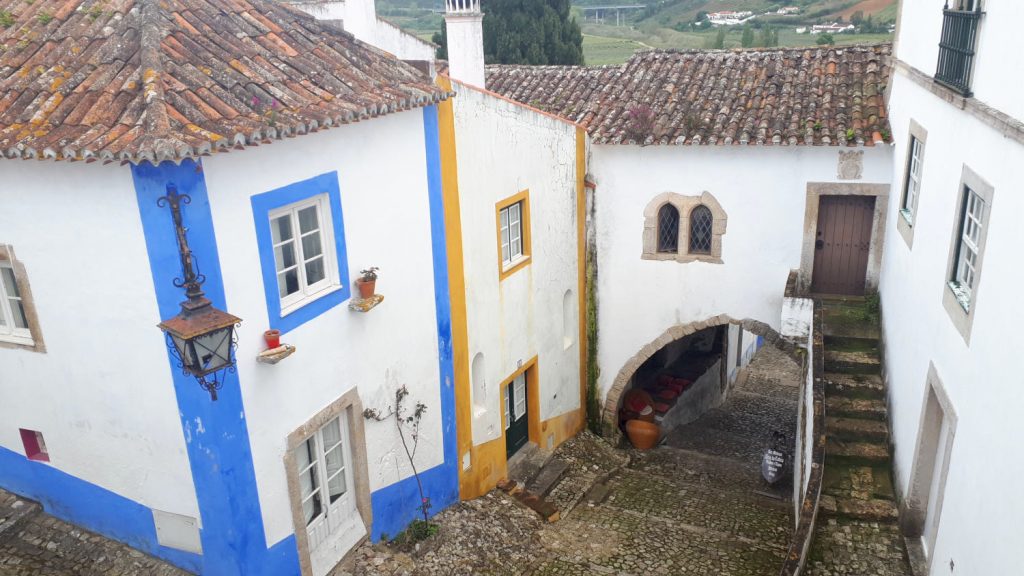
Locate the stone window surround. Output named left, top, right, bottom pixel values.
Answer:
left=941, top=164, right=993, bottom=345
left=897, top=119, right=928, bottom=249
left=642, top=191, right=727, bottom=264
left=0, top=244, right=45, bottom=353
left=283, top=388, right=372, bottom=576
left=797, top=182, right=889, bottom=295
left=900, top=362, right=957, bottom=571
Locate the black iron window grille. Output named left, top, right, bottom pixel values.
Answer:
left=689, top=205, right=713, bottom=254
left=657, top=204, right=679, bottom=253
left=936, top=0, right=983, bottom=96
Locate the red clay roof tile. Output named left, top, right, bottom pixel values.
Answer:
left=0, top=0, right=449, bottom=163
left=486, top=44, right=892, bottom=147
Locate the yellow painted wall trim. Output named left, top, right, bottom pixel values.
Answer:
left=494, top=189, right=532, bottom=282
left=435, top=76, right=474, bottom=500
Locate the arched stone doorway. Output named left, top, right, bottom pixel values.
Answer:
left=602, top=315, right=800, bottom=433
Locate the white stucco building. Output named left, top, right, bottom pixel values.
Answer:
left=486, top=45, right=895, bottom=430
left=881, top=1, right=1024, bottom=573
left=0, top=2, right=459, bottom=575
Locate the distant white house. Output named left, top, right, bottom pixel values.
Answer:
left=708, top=10, right=755, bottom=26
left=795, top=26, right=808, bottom=34
left=812, top=22, right=856, bottom=34
left=777, top=6, right=800, bottom=15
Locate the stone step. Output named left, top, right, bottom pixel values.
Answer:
left=826, top=439, right=890, bottom=464
left=823, top=335, right=880, bottom=355
left=496, top=479, right=560, bottom=523
left=527, top=458, right=569, bottom=498
left=822, top=464, right=896, bottom=501
left=824, top=349, right=881, bottom=375
left=820, top=494, right=899, bottom=522
left=826, top=417, right=888, bottom=442
left=819, top=300, right=881, bottom=340
left=826, top=396, right=887, bottom=421
left=506, top=442, right=549, bottom=487
left=824, top=372, right=885, bottom=400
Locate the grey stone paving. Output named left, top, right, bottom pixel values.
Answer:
left=0, top=490, right=187, bottom=576
left=337, top=345, right=802, bottom=576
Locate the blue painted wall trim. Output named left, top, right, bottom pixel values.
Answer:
left=250, top=172, right=351, bottom=335
left=367, top=106, right=459, bottom=541
left=132, top=160, right=299, bottom=576
left=0, top=445, right=202, bottom=573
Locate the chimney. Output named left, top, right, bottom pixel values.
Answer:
left=444, top=0, right=485, bottom=88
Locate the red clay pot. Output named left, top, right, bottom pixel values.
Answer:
left=625, top=419, right=660, bottom=450
left=263, top=329, right=281, bottom=349
left=356, top=278, right=376, bottom=299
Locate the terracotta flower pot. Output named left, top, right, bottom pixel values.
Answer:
left=625, top=419, right=660, bottom=450
left=263, top=329, right=281, bottom=349
left=872, top=130, right=884, bottom=144
left=356, top=278, right=376, bottom=299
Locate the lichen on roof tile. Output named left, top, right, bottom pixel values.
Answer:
left=0, top=0, right=449, bottom=163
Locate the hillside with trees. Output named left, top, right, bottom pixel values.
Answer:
left=432, top=0, right=584, bottom=65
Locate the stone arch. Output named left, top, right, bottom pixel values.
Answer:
left=601, top=315, right=800, bottom=433
left=642, top=191, right=728, bottom=263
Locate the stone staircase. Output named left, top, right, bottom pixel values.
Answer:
left=805, top=300, right=912, bottom=576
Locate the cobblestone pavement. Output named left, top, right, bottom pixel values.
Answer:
left=0, top=490, right=187, bottom=576
left=336, top=345, right=801, bottom=576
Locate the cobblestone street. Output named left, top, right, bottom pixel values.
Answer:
left=338, top=345, right=802, bottom=576
left=0, top=345, right=903, bottom=576
left=0, top=491, right=186, bottom=576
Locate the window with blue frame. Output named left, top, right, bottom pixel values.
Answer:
left=252, top=172, right=350, bottom=334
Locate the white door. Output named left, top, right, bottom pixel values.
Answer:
left=294, top=412, right=365, bottom=576
left=922, top=414, right=950, bottom=557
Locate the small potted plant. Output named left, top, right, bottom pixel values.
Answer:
left=356, top=267, right=379, bottom=299
left=263, top=329, right=281, bottom=349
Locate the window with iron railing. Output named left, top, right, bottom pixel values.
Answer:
left=935, top=0, right=983, bottom=96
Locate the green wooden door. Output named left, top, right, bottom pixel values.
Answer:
left=505, top=373, right=529, bottom=459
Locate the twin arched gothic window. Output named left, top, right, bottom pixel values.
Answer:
left=644, top=192, right=727, bottom=263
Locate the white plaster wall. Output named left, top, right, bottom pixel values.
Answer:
left=881, top=71, right=1024, bottom=576
left=289, top=0, right=435, bottom=63
left=373, top=18, right=436, bottom=62
left=201, top=109, right=444, bottom=546
left=896, top=0, right=1024, bottom=121
left=592, top=144, right=892, bottom=401
left=445, top=16, right=486, bottom=88
left=0, top=162, right=200, bottom=520
left=451, top=84, right=581, bottom=447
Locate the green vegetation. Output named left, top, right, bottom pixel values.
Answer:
left=817, top=32, right=835, bottom=44
left=583, top=34, right=647, bottom=66
left=374, top=0, right=896, bottom=66
left=0, top=11, right=14, bottom=28
left=36, top=11, right=52, bottom=24
left=433, top=0, right=584, bottom=64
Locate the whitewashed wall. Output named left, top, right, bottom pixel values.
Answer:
left=451, top=83, right=581, bottom=447
left=202, top=109, right=444, bottom=547
left=896, top=0, right=1024, bottom=122
left=591, top=144, right=892, bottom=402
left=881, top=67, right=1024, bottom=575
left=0, top=162, right=200, bottom=520
left=289, top=0, right=435, bottom=62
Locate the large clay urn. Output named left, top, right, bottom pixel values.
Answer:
left=625, top=419, right=660, bottom=450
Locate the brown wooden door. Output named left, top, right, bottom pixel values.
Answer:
left=811, top=196, right=875, bottom=295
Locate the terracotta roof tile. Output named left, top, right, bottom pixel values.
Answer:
left=486, top=45, right=892, bottom=146
left=0, top=0, right=449, bottom=163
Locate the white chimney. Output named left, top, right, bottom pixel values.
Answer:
left=444, top=0, right=485, bottom=88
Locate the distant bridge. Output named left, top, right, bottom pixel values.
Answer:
left=580, top=5, right=645, bottom=26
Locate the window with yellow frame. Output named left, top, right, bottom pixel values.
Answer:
left=495, top=190, right=531, bottom=279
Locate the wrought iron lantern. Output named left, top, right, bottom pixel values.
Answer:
left=156, top=185, right=241, bottom=401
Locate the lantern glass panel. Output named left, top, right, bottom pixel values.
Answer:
left=170, top=333, right=191, bottom=367
left=191, top=326, right=234, bottom=374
